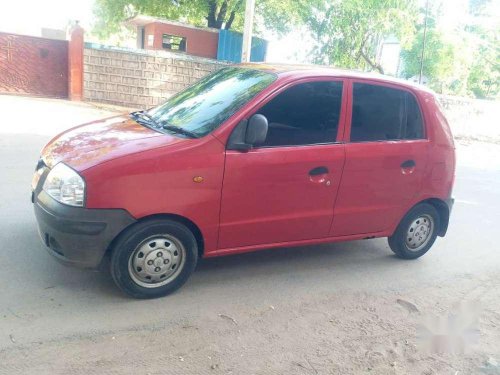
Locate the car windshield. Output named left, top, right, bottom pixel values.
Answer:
left=147, top=67, right=277, bottom=137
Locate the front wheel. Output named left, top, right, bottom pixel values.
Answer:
left=388, top=203, right=440, bottom=259
left=110, top=219, right=198, bottom=299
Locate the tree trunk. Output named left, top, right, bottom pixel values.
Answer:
left=207, top=0, right=218, bottom=28
left=215, top=1, right=228, bottom=29
left=226, top=10, right=237, bottom=29
left=225, top=0, right=243, bottom=29
left=359, top=49, right=385, bottom=74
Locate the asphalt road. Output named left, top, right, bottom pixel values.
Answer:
left=0, top=96, right=499, bottom=374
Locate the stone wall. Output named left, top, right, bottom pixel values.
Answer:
left=83, top=44, right=226, bottom=108
left=439, top=95, right=499, bottom=143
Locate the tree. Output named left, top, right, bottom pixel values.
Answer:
left=305, top=0, right=419, bottom=73
left=465, top=0, right=499, bottom=98
left=468, top=55, right=499, bottom=99
left=400, top=30, right=459, bottom=92
left=399, top=2, right=452, bottom=91
left=400, top=0, right=499, bottom=97
left=468, top=0, right=492, bottom=17
left=93, top=0, right=319, bottom=37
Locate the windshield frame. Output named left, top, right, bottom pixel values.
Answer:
left=144, top=67, right=278, bottom=138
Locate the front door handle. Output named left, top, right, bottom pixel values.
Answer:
left=309, top=166, right=329, bottom=176
left=401, top=160, right=416, bottom=168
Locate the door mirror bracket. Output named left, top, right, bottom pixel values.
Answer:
left=229, top=142, right=252, bottom=151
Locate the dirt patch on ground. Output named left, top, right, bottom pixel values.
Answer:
left=1, top=271, right=499, bottom=375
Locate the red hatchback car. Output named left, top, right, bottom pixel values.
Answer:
left=32, top=64, right=455, bottom=298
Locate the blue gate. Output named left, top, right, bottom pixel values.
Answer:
left=217, top=30, right=268, bottom=63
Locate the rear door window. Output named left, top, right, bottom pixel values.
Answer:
left=350, top=83, right=424, bottom=142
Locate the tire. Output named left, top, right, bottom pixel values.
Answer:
left=110, top=219, right=198, bottom=299
left=388, top=203, right=440, bottom=260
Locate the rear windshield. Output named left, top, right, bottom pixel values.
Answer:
left=148, top=67, right=277, bottom=137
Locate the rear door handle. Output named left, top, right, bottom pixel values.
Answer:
left=309, top=166, right=329, bottom=175
left=401, top=160, right=416, bottom=168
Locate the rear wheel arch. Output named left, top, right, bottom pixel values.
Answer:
left=422, top=198, right=450, bottom=237
left=388, top=202, right=440, bottom=259
left=403, top=198, right=449, bottom=237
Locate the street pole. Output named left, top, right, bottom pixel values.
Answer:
left=419, top=0, right=429, bottom=84
left=241, top=0, right=255, bottom=63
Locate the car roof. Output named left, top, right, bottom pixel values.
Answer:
left=236, top=62, right=434, bottom=94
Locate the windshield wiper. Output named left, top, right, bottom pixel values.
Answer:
left=130, top=111, right=160, bottom=128
left=162, top=125, right=200, bottom=139
left=131, top=112, right=199, bottom=138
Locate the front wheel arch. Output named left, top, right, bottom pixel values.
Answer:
left=109, top=218, right=198, bottom=298
left=102, top=213, right=205, bottom=268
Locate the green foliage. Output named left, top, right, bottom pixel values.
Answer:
left=256, top=0, right=324, bottom=36
left=400, top=0, right=499, bottom=98
left=93, top=0, right=224, bottom=38
left=468, top=0, right=492, bottom=16
left=93, top=0, right=499, bottom=99
left=400, top=30, right=458, bottom=93
left=93, top=0, right=317, bottom=38
left=466, top=36, right=499, bottom=98
left=305, top=0, right=418, bottom=73
left=465, top=0, right=499, bottom=98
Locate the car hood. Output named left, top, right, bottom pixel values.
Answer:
left=41, top=115, right=187, bottom=171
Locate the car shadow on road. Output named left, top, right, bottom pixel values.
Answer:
left=9, top=219, right=402, bottom=300
left=183, top=239, right=405, bottom=297
left=199, top=239, right=391, bottom=267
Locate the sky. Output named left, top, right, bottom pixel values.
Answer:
left=0, top=0, right=490, bottom=64
left=0, top=0, right=95, bottom=35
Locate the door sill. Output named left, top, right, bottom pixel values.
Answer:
left=205, top=230, right=389, bottom=258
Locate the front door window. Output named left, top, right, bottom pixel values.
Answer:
left=257, top=81, right=344, bottom=147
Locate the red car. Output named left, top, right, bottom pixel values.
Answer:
left=32, top=64, right=455, bottom=298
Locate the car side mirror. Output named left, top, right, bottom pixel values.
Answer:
left=227, top=115, right=269, bottom=151
left=245, top=114, right=268, bottom=146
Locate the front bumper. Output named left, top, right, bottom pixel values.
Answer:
left=33, top=188, right=136, bottom=269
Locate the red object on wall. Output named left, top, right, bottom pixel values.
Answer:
left=0, top=32, right=68, bottom=98
left=148, top=22, right=218, bottom=59
left=128, top=17, right=219, bottom=59
left=68, top=25, right=84, bottom=101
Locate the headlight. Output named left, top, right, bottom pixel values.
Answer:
left=43, top=163, right=85, bottom=207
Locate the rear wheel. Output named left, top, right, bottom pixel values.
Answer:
left=388, top=203, right=440, bottom=259
left=110, top=219, right=198, bottom=299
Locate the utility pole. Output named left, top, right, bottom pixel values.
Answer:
left=241, top=0, right=255, bottom=63
left=419, top=0, right=429, bottom=84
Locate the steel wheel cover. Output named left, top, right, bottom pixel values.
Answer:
left=128, top=234, right=186, bottom=288
left=405, top=214, right=434, bottom=251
